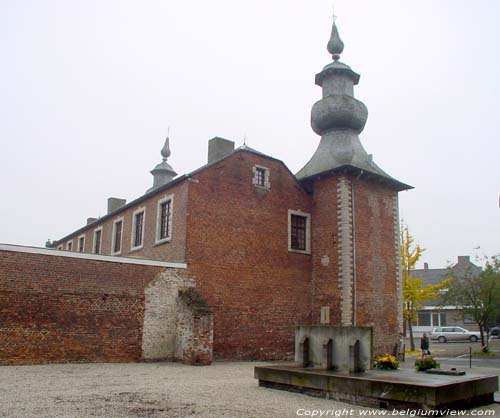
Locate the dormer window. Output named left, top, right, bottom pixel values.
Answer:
left=252, top=165, right=270, bottom=189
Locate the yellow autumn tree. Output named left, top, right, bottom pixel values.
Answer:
left=401, top=224, right=451, bottom=351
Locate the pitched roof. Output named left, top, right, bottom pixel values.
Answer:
left=53, top=146, right=301, bottom=246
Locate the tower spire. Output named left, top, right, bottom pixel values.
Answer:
left=296, top=14, right=411, bottom=191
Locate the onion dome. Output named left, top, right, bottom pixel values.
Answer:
left=296, top=18, right=411, bottom=191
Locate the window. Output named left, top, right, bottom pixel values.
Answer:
left=66, top=241, right=73, bottom=251
left=255, top=167, right=265, bottom=186
left=57, top=244, right=63, bottom=250
left=77, top=235, right=85, bottom=252
left=111, top=218, right=123, bottom=255
left=288, top=210, right=311, bottom=254
left=417, top=311, right=431, bottom=326
left=131, top=208, right=146, bottom=250
left=252, top=165, right=270, bottom=189
left=156, top=195, right=174, bottom=244
left=291, top=215, right=306, bottom=250
left=93, top=227, right=102, bottom=254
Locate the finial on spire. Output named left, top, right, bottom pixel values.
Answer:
left=161, top=136, right=171, bottom=161
left=331, top=3, right=337, bottom=22
left=327, top=10, right=344, bottom=61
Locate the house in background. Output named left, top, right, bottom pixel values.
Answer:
left=409, top=256, right=482, bottom=337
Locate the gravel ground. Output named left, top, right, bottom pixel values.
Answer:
left=0, top=361, right=376, bottom=418
left=1, top=361, right=499, bottom=418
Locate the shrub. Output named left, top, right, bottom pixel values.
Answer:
left=373, top=354, right=399, bottom=370
left=414, top=356, right=440, bottom=371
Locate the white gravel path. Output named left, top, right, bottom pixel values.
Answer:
left=0, top=361, right=498, bottom=418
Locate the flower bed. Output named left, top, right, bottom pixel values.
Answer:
left=414, top=356, right=440, bottom=371
left=373, top=354, right=399, bottom=370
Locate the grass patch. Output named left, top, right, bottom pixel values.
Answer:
left=473, top=350, right=499, bottom=357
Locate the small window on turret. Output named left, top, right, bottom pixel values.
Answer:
left=252, top=165, right=270, bottom=189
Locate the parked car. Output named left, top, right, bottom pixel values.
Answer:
left=489, top=326, right=499, bottom=336
left=430, top=327, right=480, bottom=343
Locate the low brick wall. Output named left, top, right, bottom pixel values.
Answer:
left=0, top=245, right=212, bottom=366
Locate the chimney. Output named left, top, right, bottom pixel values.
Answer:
left=424, top=262, right=429, bottom=270
left=457, top=255, right=470, bottom=264
left=107, top=197, right=127, bottom=214
left=208, top=137, right=235, bottom=164
left=87, top=217, right=97, bottom=225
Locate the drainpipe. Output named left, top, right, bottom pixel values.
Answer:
left=351, top=170, right=364, bottom=326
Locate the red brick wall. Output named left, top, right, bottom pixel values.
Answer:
left=309, top=174, right=401, bottom=355
left=57, top=180, right=189, bottom=263
left=0, top=249, right=165, bottom=365
left=352, top=179, right=400, bottom=355
left=185, top=151, right=313, bottom=360
left=310, top=175, right=342, bottom=324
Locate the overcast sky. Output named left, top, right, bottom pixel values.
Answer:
left=1, top=0, right=498, bottom=268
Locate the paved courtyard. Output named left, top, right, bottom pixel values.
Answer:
left=1, top=361, right=499, bottom=418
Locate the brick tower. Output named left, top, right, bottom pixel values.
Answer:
left=297, top=19, right=412, bottom=354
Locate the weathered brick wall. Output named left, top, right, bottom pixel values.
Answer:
left=0, top=248, right=197, bottom=365
left=175, top=288, right=213, bottom=365
left=352, top=179, right=400, bottom=355
left=310, top=175, right=342, bottom=325
left=185, top=151, right=313, bottom=360
left=55, top=180, right=189, bottom=263
left=310, top=174, right=401, bottom=356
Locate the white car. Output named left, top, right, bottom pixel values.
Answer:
left=430, top=327, right=480, bottom=343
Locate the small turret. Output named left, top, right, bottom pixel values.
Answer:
left=147, top=136, right=177, bottom=193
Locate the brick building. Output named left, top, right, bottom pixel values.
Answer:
left=1, top=20, right=411, bottom=364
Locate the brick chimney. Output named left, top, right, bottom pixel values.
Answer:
left=424, top=262, right=429, bottom=270
left=107, top=197, right=127, bottom=214
left=208, top=137, right=235, bottom=164
left=457, top=256, right=470, bottom=265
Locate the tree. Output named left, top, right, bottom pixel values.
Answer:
left=401, top=224, right=451, bottom=351
left=444, top=255, right=500, bottom=352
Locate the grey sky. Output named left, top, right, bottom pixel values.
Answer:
left=1, top=0, right=498, bottom=268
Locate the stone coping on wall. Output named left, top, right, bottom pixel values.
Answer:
left=0, top=243, right=187, bottom=269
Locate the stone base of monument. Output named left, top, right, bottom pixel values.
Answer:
left=254, top=365, right=498, bottom=411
